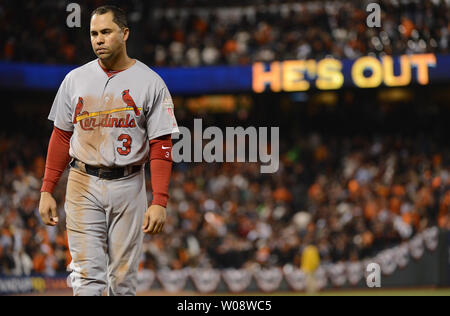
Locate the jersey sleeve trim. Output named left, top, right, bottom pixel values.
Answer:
left=148, top=127, right=180, bottom=141
left=53, top=121, right=74, bottom=132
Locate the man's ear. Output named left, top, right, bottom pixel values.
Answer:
left=123, top=28, right=130, bottom=42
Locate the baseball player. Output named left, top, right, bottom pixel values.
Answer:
left=38, top=5, right=179, bottom=296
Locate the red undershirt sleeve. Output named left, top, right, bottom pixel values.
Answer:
left=40, top=127, right=73, bottom=194
left=149, top=134, right=173, bottom=207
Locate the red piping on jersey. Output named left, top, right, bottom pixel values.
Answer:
left=98, top=60, right=126, bottom=77
left=98, top=59, right=134, bottom=78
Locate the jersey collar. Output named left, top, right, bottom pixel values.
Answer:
left=97, top=59, right=137, bottom=78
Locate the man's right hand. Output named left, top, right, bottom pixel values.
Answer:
left=39, top=192, right=59, bottom=226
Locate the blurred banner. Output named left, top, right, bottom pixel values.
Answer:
left=448, top=231, right=450, bottom=286
left=1, top=54, right=448, bottom=94
left=0, top=275, right=68, bottom=295
left=0, top=229, right=447, bottom=295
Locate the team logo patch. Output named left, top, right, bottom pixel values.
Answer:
left=162, top=97, right=174, bottom=109
left=73, top=97, right=84, bottom=124
left=163, top=96, right=176, bottom=127
left=72, top=94, right=142, bottom=130
left=122, top=89, right=141, bottom=116
left=78, top=114, right=137, bottom=131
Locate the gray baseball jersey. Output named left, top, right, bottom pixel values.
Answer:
left=48, top=59, right=179, bottom=296
left=49, top=58, right=179, bottom=167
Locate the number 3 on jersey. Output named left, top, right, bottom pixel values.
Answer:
left=117, top=134, right=132, bottom=155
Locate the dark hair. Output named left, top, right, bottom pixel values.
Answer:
left=91, top=5, right=128, bottom=29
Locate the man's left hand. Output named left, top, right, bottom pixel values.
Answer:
left=142, top=204, right=166, bottom=234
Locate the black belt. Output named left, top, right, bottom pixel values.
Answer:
left=70, top=159, right=142, bottom=180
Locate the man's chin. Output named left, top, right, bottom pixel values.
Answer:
left=96, top=52, right=112, bottom=60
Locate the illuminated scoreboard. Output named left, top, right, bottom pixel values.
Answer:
left=252, top=54, right=438, bottom=92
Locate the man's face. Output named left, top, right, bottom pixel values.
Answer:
left=90, top=12, right=128, bottom=60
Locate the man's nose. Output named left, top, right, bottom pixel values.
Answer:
left=96, top=35, right=105, bottom=45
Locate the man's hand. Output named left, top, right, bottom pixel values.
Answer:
left=142, top=205, right=166, bottom=234
left=39, top=192, right=59, bottom=226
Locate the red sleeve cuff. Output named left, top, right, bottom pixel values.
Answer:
left=41, top=176, right=58, bottom=194
left=149, top=135, right=173, bottom=207
left=149, top=159, right=172, bottom=207
left=149, top=134, right=172, bottom=161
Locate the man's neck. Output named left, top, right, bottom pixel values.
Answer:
left=99, top=52, right=134, bottom=71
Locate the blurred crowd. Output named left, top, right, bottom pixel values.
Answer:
left=1, top=0, right=449, bottom=277
left=1, top=130, right=449, bottom=276
left=0, top=0, right=448, bottom=66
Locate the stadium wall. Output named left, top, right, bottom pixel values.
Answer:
left=1, top=229, right=447, bottom=295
